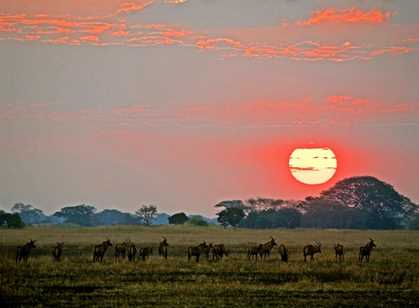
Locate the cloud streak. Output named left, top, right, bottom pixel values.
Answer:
left=297, top=8, right=392, bottom=26
left=3, top=95, right=417, bottom=129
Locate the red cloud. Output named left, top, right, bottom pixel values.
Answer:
left=298, top=8, right=392, bottom=26
left=0, top=6, right=416, bottom=62
left=116, top=1, right=154, bottom=15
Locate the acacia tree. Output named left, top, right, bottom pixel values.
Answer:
left=135, top=204, right=158, bottom=225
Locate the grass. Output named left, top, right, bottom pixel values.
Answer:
left=1, top=225, right=419, bottom=307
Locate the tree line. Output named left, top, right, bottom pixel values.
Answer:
left=1, top=176, right=418, bottom=230
left=0, top=203, right=212, bottom=228
left=215, top=176, right=419, bottom=230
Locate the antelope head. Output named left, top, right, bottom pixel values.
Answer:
left=369, top=238, right=376, bottom=248
left=270, top=237, right=277, bottom=246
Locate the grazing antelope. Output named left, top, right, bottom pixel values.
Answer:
left=334, top=243, right=344, bottom=262
left=359, top=239, right=376, bottom=263
left=114, top=241, right=130, bottom=261
left=303, top=241, right=321, bottom=262
left=248, top=244, right=262, bottom=260
left=127, top=243, right=137, bottom=262
left=187, top=242, right=209, bottom=262
left=258, top=237, right=277, bottom=259
left=158, top=237, right=169, bottom=259
left=138, top=247, right=153, bottom=261
left=278, top=244, right=289, bottom=262
left=93, top=239, right=112, bottom=262
left=16, top=240, right=36, bottom=264
left=210, top=244, right=228, bottom=261
left=52, top=242, right=64, bottom=262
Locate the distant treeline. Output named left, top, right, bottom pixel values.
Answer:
left=0, top=203, right=216, bottom=229
left=1, top=176, right=419, bottom=230
left=215, top=176, right=419, bottom=230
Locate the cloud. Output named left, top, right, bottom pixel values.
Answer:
left=2, top=94, right=418, bottom=130
left=116, top=1, right=154, bottom=15
left=290, top=166, right=319, bottom=172
left=297, top=8, right=392, bottom=26
left=0, top=4, right=417, bottom=62
left=164, top=0, right=188, bottom=4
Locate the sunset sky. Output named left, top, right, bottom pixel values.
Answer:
left=1, top=0, right=418, bottom=216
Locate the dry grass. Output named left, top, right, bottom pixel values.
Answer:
left=1, top=225, right=419, bottom=307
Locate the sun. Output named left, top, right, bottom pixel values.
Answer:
left=289, top=147, right=337, bottom=185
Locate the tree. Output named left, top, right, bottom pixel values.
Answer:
left=168, top=212, right=189, bottom=225
left=217, top=207, right=245, bottom=227
left=240, top=208, right=302, bottom=229
left=0, top=210, right=25, bottom=228
left=135, top=204, right=158, bottom=225
left=93, top=209, right=142, bottom=226
left=53, top=204, right=97, bottom=226
left=408, top=214, right=419, bottom=230
left=11, top=203, right=48, bottom=225
left=317, top=176, right=418, bottom=228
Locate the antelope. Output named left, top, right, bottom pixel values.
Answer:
left=334, top=243, right=344, bottom=262
left=210, top=244, right=228, bottom=261
left=16, top=240, right=36, bottom=264
left=138, top=247, right=153, bottom=261
left=52, top=242, right=64, bottom=262
left=258, top=237, right=277, bottom=259
left=303, top=241, right=321, bottom=262
left=278, top=244, right=289, bottom=262
left=158, top=237, right=169, bottom=259
left=187, top=242, right=209, bottom=262
left=127, top=243, right=137, bottom=262
left=93, top=239, right=112, bottom=262
left=114, top=241, right=130, bottom=261
left=359, top=239, right=376, bottom=263
left=248, top=244, right=262, bottom=260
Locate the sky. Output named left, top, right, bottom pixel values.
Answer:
left=1, top=0, right=418, bottom=216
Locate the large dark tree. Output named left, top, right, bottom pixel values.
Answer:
left=315, top=176, right=418, bottom=229
left=168, top=212, right=189, bottom=225
left=0, top=210, right=25, bottom=228
left=53, top=204, right=97, bottom=226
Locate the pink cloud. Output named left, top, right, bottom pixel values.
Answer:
left=297, top=8, right=392, bottom=26
left=0, top=8, right=417, bottom=62
left=116, top=1, right=154, bottom=15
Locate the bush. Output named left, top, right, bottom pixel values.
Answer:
left=187, top=216, right=209, bottom=226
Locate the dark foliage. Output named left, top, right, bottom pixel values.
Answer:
left=53, top=205, right=97, bottom=226
left=240, top=208, right=301, bottom=229
left=217, top=207, right=246, bottom=227
left=0, top=210, right=25, bottom=228
left=168, top=212, right=189, bottom=225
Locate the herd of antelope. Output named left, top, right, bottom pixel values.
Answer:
left=14, top=237, right=377, bottom=265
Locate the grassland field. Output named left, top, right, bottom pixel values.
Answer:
left=1, top=225, right=419, bottom=307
